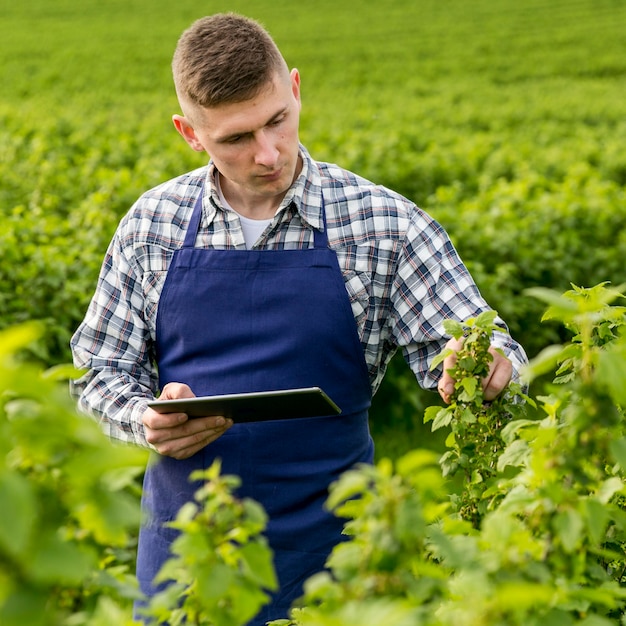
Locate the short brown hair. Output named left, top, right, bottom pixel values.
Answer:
left=172, top=13, right=287, bottom=108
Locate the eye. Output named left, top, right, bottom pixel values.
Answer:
left=270, top=115, right=285, bottom=127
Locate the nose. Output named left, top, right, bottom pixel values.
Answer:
left=254, top=131, right=279, bottom=167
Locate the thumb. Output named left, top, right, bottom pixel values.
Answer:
left=437, top=337, right=463, bottom=404
left=159, top=382, right=196, bottom=400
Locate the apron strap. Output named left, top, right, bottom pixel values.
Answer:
left=313, top=194, right=328, bottom=249
left=182, top=184, right=329, bottom=249
left=182, top=189, right=205, bottom=248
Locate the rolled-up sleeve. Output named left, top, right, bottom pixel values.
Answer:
left=390, top=208, right=527, bottom=390
left=70, top=226, right=157, bottom=447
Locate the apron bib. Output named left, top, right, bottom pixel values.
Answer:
left=137, top=185, right=373, bottom=624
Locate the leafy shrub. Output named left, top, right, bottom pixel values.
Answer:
left=3, top=286, right=626, bottom=626
left=141, top=462, right=277, bottom=626
left=0, top=324, right=147, bottom=626
left=268, top=284, right=626, bottom=625
left=0, top=105, right=199, bottom=365
left=429, top=154, right=626, bottom=358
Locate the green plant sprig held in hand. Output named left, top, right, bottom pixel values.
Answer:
left=425, top=311, right=530, bottom=526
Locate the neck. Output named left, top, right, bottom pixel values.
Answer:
left=217, top=173, right=281, bottom=219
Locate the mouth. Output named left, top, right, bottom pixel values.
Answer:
left=258, top=167, right=283, bottom=182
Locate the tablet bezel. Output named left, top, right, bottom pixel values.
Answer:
left=146, top=386, right=341, bottom=423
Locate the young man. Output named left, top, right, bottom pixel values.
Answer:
left=70, top=13, right=527, bottom=625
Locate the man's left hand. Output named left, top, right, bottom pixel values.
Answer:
left=437, top=337, right=513, bottom=405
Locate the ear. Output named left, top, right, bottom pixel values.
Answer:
left=172, top=114, right=205, bottom=152
left=290, top=68, right=302, bottom=110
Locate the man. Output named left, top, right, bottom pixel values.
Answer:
left=70, top=12, right=527, bottom=625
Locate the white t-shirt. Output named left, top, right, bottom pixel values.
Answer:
left=216, top=174, right=272, bottom=250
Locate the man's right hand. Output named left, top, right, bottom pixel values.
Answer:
left=142, top=382, right=233, bottom=459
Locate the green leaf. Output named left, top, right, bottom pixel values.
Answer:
left=609, top=438, right=626, bottom=473
left=395, top=449, right=440, bottom=476
left=500, top=418, right=538, bottom=444
left=583, top=498, right=609, bottom=545
left=73, top=488, right=141, bottom=546
left=526, top=344, right=566, bottom=379
left=493, top=582, right=555, bottom=610
left=596, top=476, right=624, bottom=504
left=524, top=287, right=579, bottom=318
left=431, top=407, right=454, bottom=431
left=195, top=563, right=235, bottom=603
left=326, top=469, right=369, bottom=511
left=458, top=355, right=477, bottom=372
left=459, top=376, right=478, bottom=399
left=0, top=472, right=36, bottom=557
left=427, top=525, right=477, bottom=570
left=325, top=541, right=362, bottom=577
left=29, top=531, right=94, bottom=584
left=424, top=405, right=442, bottom=423
left=430, top=348, right=454, bottom=371
left=497, top=439, right=529, bottom=472
left=475, top=309, right=498, bottom=328
left=86, top=596, right=137, bottom=626
left=460, top=407, right=477, bottom=424
left=553, top=508, right=583, bottom=553
left=439, top=450, right=459, bottom=477
left=598, top=346, right=626, bottom=405
left=239, top=541, right=278, bottom=590
left=41, top=363, right=86, bottom=381
left=0, top=588, right=48, bottom=626
left=0, top=323, right=44, bottom=358
left=442, top=319, right=465, bottom=338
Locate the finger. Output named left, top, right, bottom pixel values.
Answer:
left=151, top=423, right=232, bottom=459
left=142, top=407, right=189, bottom=430
left=481, top=349, right=513, bottom=401
left=438, top=337, right=463, bottom=404
left=144, top=382, right=197, bottom=429
left=437, top=374, right=454, bottom=404
left=145, top=415, right=233, bottom=458
left=153, top=426, right=230, bottom=459
left=146, top=414, right=230, bottom=443
left=167, top=427, right=229, bottom=460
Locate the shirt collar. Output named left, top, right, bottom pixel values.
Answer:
left=281, top=144, right=324, bottom=231
left=204, top=144, right=324, bottom=231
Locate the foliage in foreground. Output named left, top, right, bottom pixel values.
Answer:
left=271, top=283, right=626, bottom=626
left=3, top=283, right=626, bottom=625
left=0, top=324, right=277, bottom=626
left=141, top=461, right=278, bottom=626
left=0, top=324, right=148, bottom=626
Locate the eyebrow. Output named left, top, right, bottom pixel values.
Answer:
left=215, top=106, right=289, bottom=144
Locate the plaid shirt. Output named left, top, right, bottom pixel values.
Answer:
left=70, top=145, right=527, bottom=446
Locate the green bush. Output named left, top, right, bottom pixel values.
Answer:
left=269, top=284, right=626, bottom=625
left=3, top=287, right=626, bottom=625
left=429, top=141, right=626, bottom=358
left=142, top=462, right=278, bottom=626
left=0, top=324, right=148, bottom=626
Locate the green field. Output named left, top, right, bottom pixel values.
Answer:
left=2, top=0, right=626, bottom=456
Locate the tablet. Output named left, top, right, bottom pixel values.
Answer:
left=147, top=387, right=341, bottom=423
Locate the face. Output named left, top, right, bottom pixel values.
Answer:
left=173, top=69, right=302, bottom=213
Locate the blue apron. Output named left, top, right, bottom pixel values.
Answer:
left=136, top=184, right=373, bottom=624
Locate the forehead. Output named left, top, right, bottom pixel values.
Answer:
left=191, top=74, right=291, bottom=138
